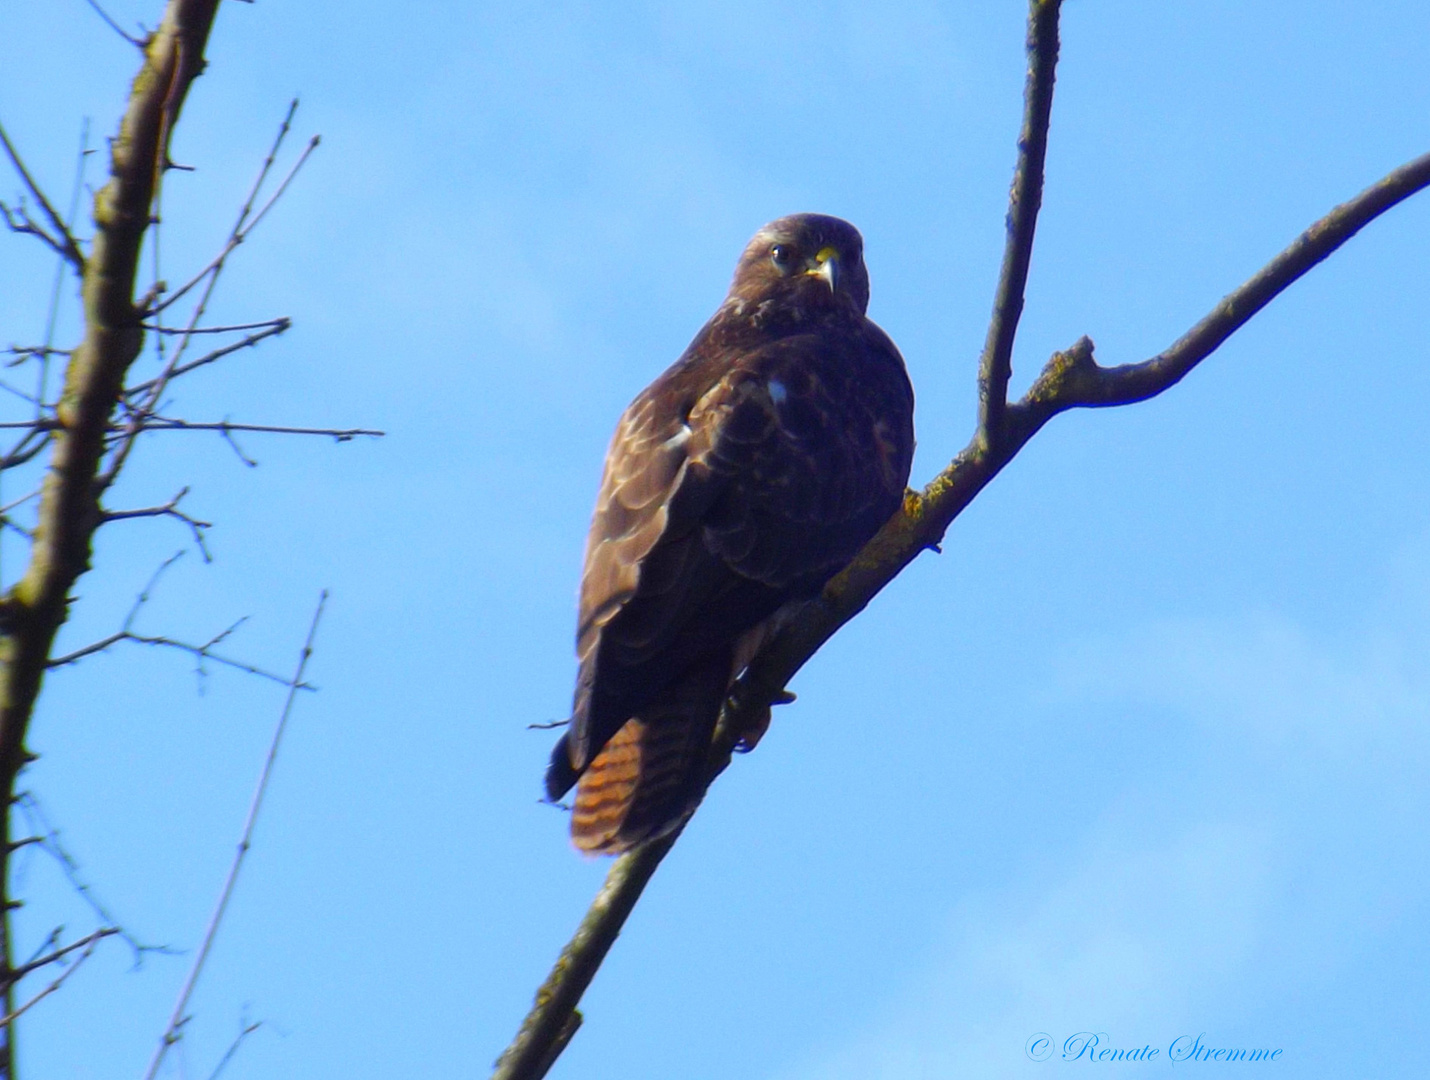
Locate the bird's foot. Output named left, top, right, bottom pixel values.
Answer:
left=734, top=689, right=796, bottom=753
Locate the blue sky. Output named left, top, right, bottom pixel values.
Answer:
left=1, top=2, right=1428, bottom=1077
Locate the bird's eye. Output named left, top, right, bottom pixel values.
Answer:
left=769, top=244, right=791, bottom=267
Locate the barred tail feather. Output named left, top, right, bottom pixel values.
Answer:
left=570, top=653, right=727, bottom=854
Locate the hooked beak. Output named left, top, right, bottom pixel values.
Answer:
left=806, top=246, right=839, bottom=293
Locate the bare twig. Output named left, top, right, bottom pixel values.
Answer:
left=122, top=319, right=289, bottom=395
left=39, top=120, right=93, bottom=416
left=16, top=930, right=62, bottom=972
left=141, top=318, right=289, bottom=336
left=4, top=926, right=118, bottom=986
left=219, top=426, right=257, bottom=467
left=149, top=101, right=311, bottom=317
left=0, top=935, right=100, bottom=1029
left=12, top=793, right=166, bottom=964
left=46, top=626, right=299, bottom=688
left=0, top=419, right=384, bottom=441
left=0, top=378, right=41, bottom=407
left=137, top=419, right=385, bottom=441
left=82, top=0, right=146, bottom=47
left=0, top=430, right=50, bottom=471
left=103, top=486, right=212, bottom=560
left=0, top=120, right=86, bottom=272
left=5, top=346, right=71, bottom=362
left=0, top=202, right=77, bottom=267
left=106, top=101, right=316, bottom=489
left=142, top=591, right=327, bottom=1080
left=204, top=1017, right=263, bottom=1080
left=43, top=551, right=302, bottom=686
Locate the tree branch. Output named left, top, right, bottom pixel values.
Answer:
left=0, top=7, right=222, bottom=1066
left=1010, top=147, right=1430, bottom=428
left=141, top=591, right=327, bottom=1080
left=977, top=0, right=1059, bottom=447
left=44, top=552, right=303, bottom=687
left=102, top=485, right=211, bottom=560
left=149, top=103, right=315, bottom=317
left=491, top=834, right=672, bottom=1080
left=13, top=792, right=170, bottom=964
left=0, top=121, right=86, bottom=273
left=491, top=5, right=1430, bottom=1075
left=204, top=1017, right=263, bottom=1080
left=105, top=101, right=316, bottom=490
left=0, top=420, right=385, bottom=441
left=2, top=927, right=117, bottom=987
left=0, top=935, right=100, bottom=1030
left=81, top=0, right=147, bottom=48
left=134, top=419, right=385, bottom=441
left=0, top=203, right=79, bottom=270
left=124, top=318, right=291, bottom=395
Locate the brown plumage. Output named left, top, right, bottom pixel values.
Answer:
left=546, top=213, right=915, bottom=853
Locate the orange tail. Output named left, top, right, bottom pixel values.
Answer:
left=570, top=654, right=726, bottom=854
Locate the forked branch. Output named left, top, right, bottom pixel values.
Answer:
left=0, top=121, right=85, bottom=272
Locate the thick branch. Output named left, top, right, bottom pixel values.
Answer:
left=977, top=0, right=1060, bottom=446
left=491, top=834, right=674, bottom=1080
left=4, top=0, right=221, bottom=750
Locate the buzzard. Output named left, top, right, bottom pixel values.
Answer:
left=546, top=213, right=915, bottom=853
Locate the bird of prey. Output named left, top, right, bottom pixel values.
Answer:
left=545, top=213, right=915, bottom=854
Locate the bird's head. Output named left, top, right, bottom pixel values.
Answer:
left=727, top=213, right=871, bottom=320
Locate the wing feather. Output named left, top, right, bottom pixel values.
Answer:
left=555, top=323, right=913, bottom=789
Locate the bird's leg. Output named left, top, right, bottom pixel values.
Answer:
left=734, top=689, right=796, bottom=753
